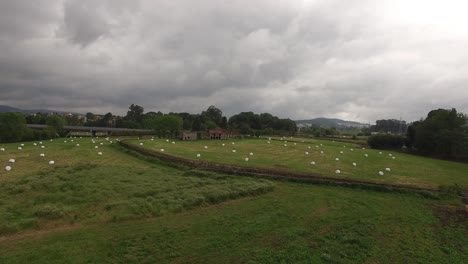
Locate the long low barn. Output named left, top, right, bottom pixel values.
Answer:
left=26, top=124, right=153, bottom=136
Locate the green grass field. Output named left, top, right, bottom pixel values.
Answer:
left=0, top=137, right=466, bottom=263
left=126, top=137, right=468, bottom=189
left=0, top=137, right=273, bottom=235
left=1, top=182, right=466, bottom=263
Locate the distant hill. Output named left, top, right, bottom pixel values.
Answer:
left=295, top=117, right=369, bottom=128
left=0, top=105, right=82, bottom=115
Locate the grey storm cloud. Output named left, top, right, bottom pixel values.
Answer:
left=1, top=0, right=468, bottom=122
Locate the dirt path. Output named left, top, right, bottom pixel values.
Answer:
left=0, top=224, right=84, bottom=244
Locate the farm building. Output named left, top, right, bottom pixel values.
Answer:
left=181, top=131, right=197, bottom=140
left=207, top=129, right=241, bottom=140
left=209, top=129, right=227, bottom=140
left=181, top=129, right=241, bottom=140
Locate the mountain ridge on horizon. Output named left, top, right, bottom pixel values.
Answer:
left=0, top=105, right=82, bottom=115
left=295, top=117, right=369, bottom=128
left=1, top=105, right=369, bottom=128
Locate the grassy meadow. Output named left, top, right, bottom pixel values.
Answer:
left=1, top=182, right=466, bottom=263
left=0, top=136, right=466, bottom=263
left=126, top=137, right=468, bottom=189
left=0, top=137, right=273, bottom=235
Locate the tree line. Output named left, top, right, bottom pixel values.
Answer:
left=0, top=112, right=66, bottom=143
left=370, top=119, right=407, bottom=134
left=117, top=105, right=297, bottom=138
left=5, top=105, right=466, bottom=160
left=368, top=108, right=468, bottom=160
left=406, top=108, right=468, bottom=159
left=0, top=105, right=297, bottom=142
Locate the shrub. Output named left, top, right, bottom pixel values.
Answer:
left=34, top=204, right=66, bottom=219
left=367, top=133, right=405, bottom=149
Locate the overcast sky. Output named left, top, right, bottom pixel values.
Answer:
left=1, top=0, right=467, bottom=123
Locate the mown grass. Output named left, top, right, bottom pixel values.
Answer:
left=126, top=137, right=468, bottom=189
left=0, top=182, right=466, bottom=263
left=0, top=137, right=273, bottom=235
left=0, top=137, right=466, bottom=263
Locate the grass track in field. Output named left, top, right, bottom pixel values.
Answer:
left=126, top=137, right=468, bottom=189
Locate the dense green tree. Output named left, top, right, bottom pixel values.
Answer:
left=405, top=121, right=419, bottom=149
left=64, top=115, right=84, bottom=126
left=0, top=112, right=28, bottom=143
left=360, top=127, right=371, bottom=136
left=182, top=118, right=192, bottom=130
left=299, top=125, right=340, bottom=137
left=239, top=123, right=252, bottom=135
left=45, top=115, right=67, bottom=137
left=220, top=117, right=228, bottom=129
left=97, top=112, right=114, bottom=127
left=229, top=112, right=297, bottom=135
left=144, top=115, right=183, bottom=138
left=192, top=116, right=202, bottom=131
left=176, top=112, right=193, bottom=130
left=371, top=119, right=407, bottom=134
left=368, top=134, right=405, bottom=149
left=205, top=120, right=217, bottom=130
left=25, top=113, right=47, bottom=124
left=201, top=105, right=223, bottom=127
left=407, top=108, right=468, bottom=158
left=161, top=106, right=228, bottom=132
left=85, top=112, right=95, bottom=121
left=126, top=104, right=144, bottom=126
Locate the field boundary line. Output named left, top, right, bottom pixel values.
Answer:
left=118, top=140, right=441, bottom=194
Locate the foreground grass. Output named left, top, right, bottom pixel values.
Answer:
left=126, top=137, right=468, bottom=189
left=0, top=182, right=466, bottom=263
left=0, top=138, right=273, bottom=235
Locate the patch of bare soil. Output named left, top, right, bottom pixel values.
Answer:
left=431, top=204, right=468, bottom=227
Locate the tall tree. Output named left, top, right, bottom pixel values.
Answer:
left=192, top=116, right=202, bottom=131
left=45, top=115, right=67, bottom=138
left=145, top=115, right=183, bottom=138
left=220, top=116, right=228, bottom=129
left=229, top=111, right=297, bottom=135
left=25, top=113, right=47, bottom=124
left=97, top=112, right=114, bottom=127
left=126, top=104, right=144, bottom=126
left=85, top=112, right=95, bottom=121
left=408, top=108, right=468, bottom=158
left=201, top=105, right=223, bottom=127
left=371, top=119, right=407, bottom=134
